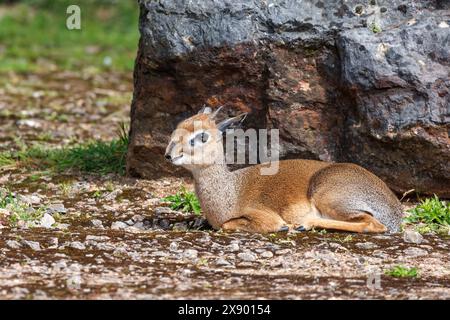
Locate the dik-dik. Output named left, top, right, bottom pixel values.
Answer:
left=164, top=107, right=403, bottom=234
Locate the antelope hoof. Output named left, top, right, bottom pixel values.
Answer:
left=278, top=225, right=289, bottom=232
left=295, top=226, right=307, bottom=232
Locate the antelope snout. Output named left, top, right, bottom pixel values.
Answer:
left=164, top=143, right=174, bottom=162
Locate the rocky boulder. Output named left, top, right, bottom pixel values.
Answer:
left=127, top=0, right=450, bottom=197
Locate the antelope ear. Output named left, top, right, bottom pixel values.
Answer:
left=198, top=105, right=212, bottom=114
left=210, top=105, right=224, bottom=119
left=217, top=113, right=248, bottom=132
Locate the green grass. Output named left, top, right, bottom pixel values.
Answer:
left=385, top=265, right=419, bottom=278
left=0, top=124, right=129, bottom=175
left=162, top=187, right=202, bottom=216
left=0, top=188, right=46, bottom=227
left=0, top=0, right=139, bottom=73
left=369, top=22, right=382, bottom=33
left=404, top=195, right=450, bottom=234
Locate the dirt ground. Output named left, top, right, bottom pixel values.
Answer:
left=0, top=72, right=449, bottom=299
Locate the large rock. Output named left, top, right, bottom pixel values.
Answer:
left=128, top=0, right=450, bottom=197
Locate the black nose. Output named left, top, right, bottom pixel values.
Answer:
left=165, top=154, right=172, bottom=161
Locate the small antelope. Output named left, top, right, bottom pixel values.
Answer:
left=164, top=107, right=403, bottom=234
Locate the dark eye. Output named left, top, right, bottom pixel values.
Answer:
left=191, top=132, right=209, bottom=146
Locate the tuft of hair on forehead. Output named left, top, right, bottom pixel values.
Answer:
left=176, top=113, right=217, bottom=133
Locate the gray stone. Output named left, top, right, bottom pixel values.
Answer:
left=216, top=258, right=232, bottom=266
left=128, top=0, right=449, bottom=197
left=403, top=230, right=424, bottom=244
left=237, top=252, right=257, bottom=262
left=111, top=221, right=128, bottom=230
left=90, top=219, right=103, bottom=228
left=355, top=242, right=378, bottom=250
left=403, top=247, right=428, bottom=257
left=47, top=203, right=67, bottom=214
left=154, top=207, right=174, bottom=215
left=69, top=241, right=86, bottom=250
left=19, top=194, right=41, bottom=205
left=183, top=249, right=198, bottom=260
left=260, top=251, right=274, bottom=259
left=6, top=240, right=22, bottom=249
left=225, top=242, right=240, bottom=252
left=40, top=213, right=55, bottom=228
left=22, top=240, right=41, bottom=251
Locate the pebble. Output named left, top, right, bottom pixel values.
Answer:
left=260, top=251, right=274, bottom=259
left=169, top=242, right=179, bottom=252
left=22, top=240, right=41, bottom=251
left=183, top=249, right=198, bottom=260
left=104, top=189, right=122, bottom=201
left=86, top=235, right=109, bottom=241
left=403, top=230, right=423, bottom=244
left=225, top=242, right=240, bottom=252
left=90, top=219, right=103, bottom=228
left=403, top=247, right=428, bottom=257
left=237, top=252, right=257, bottom=262
left=40, top=213, right=55, bottom=228
left=6, top=240, right=22, bottom=249
left=275, top=249, right=292, bottom=255
left=154, top=207, right=173, bottom=215
left=48, top=203, right=67, bottom=214
left=69, top=242, right=86, bottom=250
left=19, top=194, right=41, bottom=205
left=48, top=238, right=59, bottom=249
left=216, top=258, right=232, bottom=266
left=355, top=242, right=378, bottom=250
left=111, top=221, right=128, bottom=230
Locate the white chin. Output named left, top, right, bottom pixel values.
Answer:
left=172, top=156, right=184, bottom=166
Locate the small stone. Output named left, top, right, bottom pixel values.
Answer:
left=68, top=241, right=86, bottom=250
left=111, top=221, right=128, bottom=230
left=275, top=249, right=292, bottom=255
left=169, top=242, right=179, bottom=252
left=17, top=119, right=41, bottom=129
left=133, top=222, right=145, bottom=230
left=260, top=251, right=274, bottom=259
left=173, top=222, right=188, bottom=231
left=86, top=235, right=109, bottom=241
left=403, top=230, right=423, bottom=244
left=40, top=213, right=55, bottom=228
left=22, top=240, right=41, bottom=251
left=55, top=223, right=70, bottom=229
left=91, top=219, right=103, bottom=228
left=20, top=194, right=41, bottom=205
left=48, top=203, right=67, bottom=214
left=225, top=242, right=240, bottom=252
left=183, top=249, right=198, bottom=260
left=355, top=242, right=378, bottom=250
left=6, top=240, right=22, bottom=249
left=216, top=258, right=232, bottom=266
left=104, top=189, right=122, bottom=201
left=237, top=252, right=257, bottom=262
left=158, top=219, right=170, bottom=229
left=404, top=247, right=428, bottom=257
left=132, top=214, right=144, bottom=222
left=154, top=207, right=173, bottom=215
left=48, top=238, right=59, bottom=249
